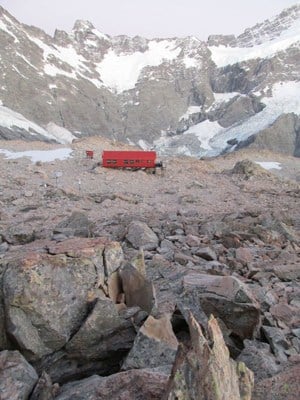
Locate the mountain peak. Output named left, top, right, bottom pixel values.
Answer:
left=72, top=19, right=95, bottom=32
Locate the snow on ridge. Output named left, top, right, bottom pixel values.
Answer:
left=28, top=35, right=99, bottom=83
left=0, top=105, right=75, bottom=144
left=91, top=28, right=109, bottom=41
left=96, top=40, right=181, bottom=93
left=0, top=19, right=19, bottom=42
left=213, top=92, right=240, bottom=102
left=0, top=105, right=50, bottom=137
left=179, top=106, right=202, bottom=121
left=209, top=17, right=300, bottom=67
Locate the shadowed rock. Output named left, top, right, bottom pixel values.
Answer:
left=55, top=368, right=169, bottom=400
left=0, top=350, right=38, bottom=400
left=122, top=314, right=178, bottom=370
left=119, top=263, right=156, bottom=313
left=183, top=274, right=261, bottom=340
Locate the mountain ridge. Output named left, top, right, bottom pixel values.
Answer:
left=0, top=4, right=299, bottom=157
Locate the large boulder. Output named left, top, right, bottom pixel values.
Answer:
left=2, top=237, right=124, bottom=362
left=183, top=274, right=261, bottom=339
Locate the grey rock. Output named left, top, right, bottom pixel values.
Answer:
left=122, top=314, right=178, bottom=370
left=237, top=340, right=281, bottom=382
left=0, top=350, right=38, bottom=400
left=126, top=221, right=159, bottom=250
left=262, top=326, right=290, bottom=362
left=2, top=237, right=123, bottom=362
left=183, top=273, right=261, bottom=339
left=194, top=246, right=217, bottom=261
left=53, top=211, right=95, bottom=238
left=238, top=113, right=300, bottom=156
left=66, top=298, right=136, bottom=359
left=55, top=368, right=169, bottom=400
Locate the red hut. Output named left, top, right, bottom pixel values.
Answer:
left=102, top=150, right=158, bottom=169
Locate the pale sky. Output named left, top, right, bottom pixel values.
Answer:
left=0, top=0, right=299, bottom=40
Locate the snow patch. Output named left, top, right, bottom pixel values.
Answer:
left=0, top=105, right=76, bottom=144
left=255, top=161, right=282, bottom=170
left=179, top=106, right=202, bottom=121
left=0, top=148, right=73, bottom=163
left=184, top=120, right=224, bottom=150
left=0, top=105, right=51, bottom=138
left=46, top=123, right=76, bottom=144
left=96, top=40, right=181, bottom=93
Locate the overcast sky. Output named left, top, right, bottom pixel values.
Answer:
left=1, top=0, right=299, bottom=40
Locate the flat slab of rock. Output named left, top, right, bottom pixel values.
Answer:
left=55, top=368, right=169, bottom=400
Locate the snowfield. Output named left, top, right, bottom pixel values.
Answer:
left=209, top=17, right=300, bottom=67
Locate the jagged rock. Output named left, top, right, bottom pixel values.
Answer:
left=208, top=95, right=265, bottom=128
left=270, top=303, right=300, bottom=329
left=2, top=237, right=124, bottom=362
left=272, top=264, right=300, bottom=280
left=183, top=274, right=261, bottom=339
left=164, top=314, right=254, bottom=400
left=126, top=221, right=159, bottom=250
left=0, top=350, right=38, bottom=400
left=122, top=314, right=178, bottom=370
left=119, top=263, right=155, bottom=313
left=55, top=368, right=169, bottom=400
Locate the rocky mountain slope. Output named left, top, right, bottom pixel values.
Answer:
left=0, top=4, right=299, bottom=157
left=0, top=138, right=299, bottom=398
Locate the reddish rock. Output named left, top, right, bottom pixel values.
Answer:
left=253, top=363, right=300, bottom=400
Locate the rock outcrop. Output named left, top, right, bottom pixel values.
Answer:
left=164, top=314, right=254, bottom=400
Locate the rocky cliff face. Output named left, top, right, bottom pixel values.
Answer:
left=0, top=4, right=299, bottom=156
